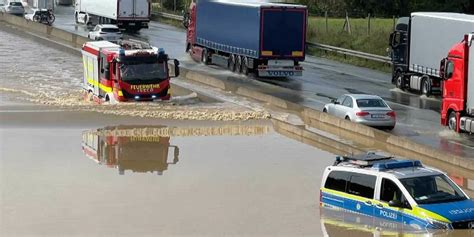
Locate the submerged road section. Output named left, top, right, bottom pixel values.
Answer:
left=48, top=6, right=474, bottom=158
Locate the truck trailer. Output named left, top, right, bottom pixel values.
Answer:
left=74, top=0, right=150, bottom=31
left=81, top=40, right=180, bottom=103
left=184, top=0, right=307, bottom=77
left=440, top=33, right=474, bottom=134
left=390, top=13, right=474, bottom=96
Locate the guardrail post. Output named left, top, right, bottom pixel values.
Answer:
left=367, top=13, right=371, bottom=36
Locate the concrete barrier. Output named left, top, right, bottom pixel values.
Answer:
left=0, top=12, right=88, bottom=49
left=176, top=60, right=474, bottom=171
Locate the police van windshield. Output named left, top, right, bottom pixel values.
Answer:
left=120, top=63, right=167, bottom=82
left=400, top=175, right=467, bottom=205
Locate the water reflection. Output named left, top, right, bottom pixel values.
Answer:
left=82, top=126, right=179, bottom=175
left=81, top=124, right=271, bottom=175
left=320, top=208, right=472, bottom=237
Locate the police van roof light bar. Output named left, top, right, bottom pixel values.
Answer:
left=335, top=152, right=393, bottom=166
left=372, top=160, right=423, bottom=171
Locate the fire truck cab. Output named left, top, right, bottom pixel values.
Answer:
left=81, top=40, right=180, bottom=103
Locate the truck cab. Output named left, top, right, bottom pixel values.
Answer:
left=440, top=33, right=474, bottom=133
left=320, top=152, right=474, bottom=230
left=81, top=40, right=180, bottom=103
left=389, top=17, right=409, bottom=88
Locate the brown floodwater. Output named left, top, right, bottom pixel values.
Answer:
left=1, top=107, right=473, bottom=237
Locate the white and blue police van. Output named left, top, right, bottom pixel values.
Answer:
left=320, top=152, right=474, bottom=230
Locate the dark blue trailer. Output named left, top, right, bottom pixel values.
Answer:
left=185, top=0, right=307, bottom=77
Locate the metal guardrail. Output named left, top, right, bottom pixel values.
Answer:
left=153, top=11, right=184, bottom=21
left=306, top=42, right=392, bottom=64
left=154, top=11, right=392, bottom=65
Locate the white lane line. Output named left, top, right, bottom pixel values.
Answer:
left=448, top=141, right=474, bottom=150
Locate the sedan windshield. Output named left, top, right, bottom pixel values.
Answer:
left=10, top=2, right=22, bottom=6
left=400, top=175, right=467, bottom=205
left=120, top=63, right=167, bottom=82
left=356, top=99, right=388, bottom=108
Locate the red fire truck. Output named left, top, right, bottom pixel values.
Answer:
left=81, top=40, right=180, bottom=103
left=81, top=126, right=179, bottom=175
left=440, top=33, right=474, bottom=133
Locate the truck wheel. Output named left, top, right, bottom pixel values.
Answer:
left=236, top=56, right=242, bottom=73
left=395, top=73, right=404, bottom=90
left=229, top=55, right=237, bottom=72
left=201, top=49, right=209, bottom=65
left=448, top=111, right=457, bottom=131
left=186, top=43, right=191, bottom=53
left=421, top=77, right=431, bottom=96
left=242, top=57, right=249, bottom=75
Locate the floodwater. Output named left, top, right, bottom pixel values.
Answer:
left=1, top=107, right=473, bottom=236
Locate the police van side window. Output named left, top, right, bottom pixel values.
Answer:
left=324, top=171, right=349, bottom=192
left=381, top=178, right=404, bottom=202
left=347, top=174, right=376, bottom=199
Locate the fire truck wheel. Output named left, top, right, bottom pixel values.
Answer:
left=85, top=91, right=93, bottom=102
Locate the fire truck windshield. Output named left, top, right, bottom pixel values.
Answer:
left=120, top=62, right=167, bottom=82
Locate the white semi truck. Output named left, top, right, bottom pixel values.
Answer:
left=74, top=0, right=150, bottom=32
left=389, top=13, right=474, bottom=96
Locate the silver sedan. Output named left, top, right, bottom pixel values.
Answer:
left=323, top=94, right=396, bottom=130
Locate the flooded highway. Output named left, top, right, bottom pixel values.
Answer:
left=47, top=5, right=474, bottom=158
left=1, top=12, right=474, bottom=236
left=0, top=26, right=268, bottom=121
left=0, top=106, right=472, bottom=236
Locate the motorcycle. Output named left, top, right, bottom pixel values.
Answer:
left=33, top=9, right=55, bottom=26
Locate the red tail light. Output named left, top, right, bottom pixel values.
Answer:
left=356, top=111, right=370, bottom=116
left=387, top=111, right=396, bottom=118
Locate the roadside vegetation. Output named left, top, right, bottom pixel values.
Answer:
left=307, top=16, right=395, bottom=71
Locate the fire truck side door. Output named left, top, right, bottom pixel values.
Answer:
left=99, top=53, right=109, bottom=97
left=89, top=56, right=100, bottom=96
